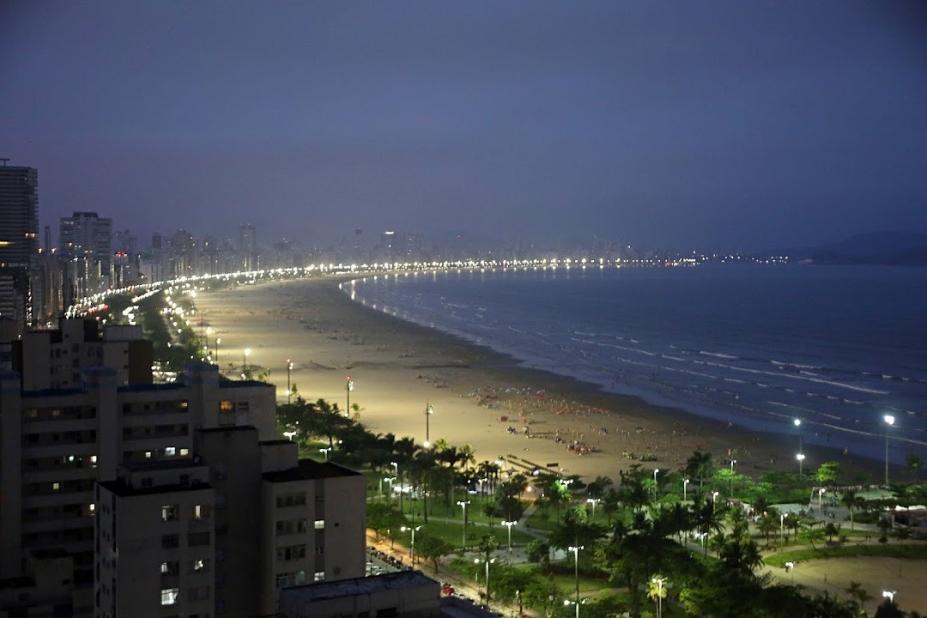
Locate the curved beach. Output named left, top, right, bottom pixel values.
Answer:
left=195, top=275, right=885, bottom=480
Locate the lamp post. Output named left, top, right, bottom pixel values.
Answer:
left=215, top=337, right=221, bottom=366
left=883, top=414, right=895, bottom=486
left=457, top=500, right=470, bottom=547
left=780, top=512, right=786, bottom=544
left=242, top=347, right=251, bottom=377
left=651, top=576, right=666, bottom=618
left=401, top=525, right=422, bottom=566
left=384, top=476, right=396, bottom=501
left=711, top=491, right=720, bottom=509
left=474, top=557, right=495, bottom=603
left=391, top=461, right=401, bottom=513
left=568, top=545, right=584, bottom=612
left=424, top=403, right=434, bottom=448
left=586, top=498, right=600, bottom=521
left=728, top=459, right=737, bottom=497
left=345, top=376, right=355, bottom=416
left=793, top=417, right=802, bottom=454
left=652, top=468, right=660, bottom=500
left=882, top=590, right=897, bottom=604
left=683, top=478, right=690, bottom=503
left=785, top=561, right=795, bottom=583
left=319, top=447, right=331, bottom=461
left=286, top=359, right=294, bottom=403
left=563, top=598, right=586, bottom=618
left=796, top=453, right=806, bottom=477
left=503, top=520, right=517, bottom=552
left=818, top=488, right=826, bottom=509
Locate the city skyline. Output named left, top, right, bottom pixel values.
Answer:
left=2, top=1, right=926, bottom=250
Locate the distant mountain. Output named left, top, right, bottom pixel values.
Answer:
left=797, top=231, right=927, bottom=266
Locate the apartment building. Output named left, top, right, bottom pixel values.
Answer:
left=12, top=318, right=153, bottom=390
left=92, top=428, right=365, bottom=618
left=0, top=362, right=276, bottom=616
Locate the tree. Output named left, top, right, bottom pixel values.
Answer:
left=815, top=461, right=840, bottom=486
left=908, top=454, right=923, bottom=479
left=841, top=489, right=859, bottom=530
left=824, top=522, right=841, bottom=544
left=757, top=510, right=779, bottom=546
left=874, top=599, right=904, bottom=618
left=685, top=450, right=714, bottom=495
left=647, top=575, right=669, bottom=618
left=526, top=540, right=551, bottom=573
left=844, top=581, right=872, bottom=610
left=416, top=534, right=453, bottom=572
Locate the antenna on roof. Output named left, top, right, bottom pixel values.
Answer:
left=0, top=158, right=10, bottom=166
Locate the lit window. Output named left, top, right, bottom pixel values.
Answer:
left=313, top=571, right=324, bottom=582
left=90, top=455, right=98, bottom=465
left=193, top=559, right=206, bottom=572
left=165, top=447, right=176, bottom=456
left=219, top=400, right=234, bottom=414
left=161, top=505, right=178, bottom=522
left=193, top=504, right=208, bottom=520
left=160, top=588, right=179, bottom=606
left=180, top=448, right=189, bottom=457
left=145, top=451, right=152, bottom=459
left=52, top=482, right=60, bottom=491
left=89, top=503, right=95, bottom=514
left=314, top=520, right=325, bottom=530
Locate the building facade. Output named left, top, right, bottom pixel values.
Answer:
left=0, top=163, right=39, bottom=331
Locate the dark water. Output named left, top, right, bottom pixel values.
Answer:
left=345, top=265, right=927, bottom=463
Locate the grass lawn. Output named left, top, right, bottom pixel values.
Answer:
left=392, top=518, right=535, bottom=551
left=764, top=543, right=927, bottom=568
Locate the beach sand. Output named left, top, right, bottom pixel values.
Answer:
left=195, top=275, right=881, bottom=481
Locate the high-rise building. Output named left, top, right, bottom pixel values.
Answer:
left=239, top=224, right=257, bottom=271
left=59, top=212, right=113, bottom=296
left=0, top=162, right=39, bottom=331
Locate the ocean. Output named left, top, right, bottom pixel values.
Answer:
left=344, top=265, right=927, bottom=464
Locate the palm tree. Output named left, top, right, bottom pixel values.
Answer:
left=841, top=489, right=858, bottom=530
left=685, top=450, right=713, bottom=495
left=845, top=581, right=873, bottom=612
left=647, top=575, right=669, bottom=618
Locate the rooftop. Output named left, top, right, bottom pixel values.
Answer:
left=280, top=571, right=438, bottom=602
left=263, top=458, right=362, bottom=483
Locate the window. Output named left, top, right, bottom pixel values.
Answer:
left=236, top=401, right=250, bottom=412
left=189, top=586, right=210, bottom=601
left=314, top=520, right=325, bottom=530
left=160, top=588, right=179, bottom=606
left=164, top=447, right=176, bottom=456
left=161, top=505, right=178, bottom=522
left=219, top=400, right=234, bottom=414
left=178, top=400, right=189, bottom=410
left=193, top=504, right=209, bottom=520
left=180, top=448, right=190, bottom=457
left=276, top=544, right=306, bottom=561
left=144, top=451, right=152, bottom=459
left=193, top=558, right=208, bottom=572
left=160, top=561, right=179, bottom=575
left=188, top=532, right=210, bottom=546
left=90, top=455, right=98, bottom=465
left=162, top=534, right=179, bottom=549
left=276, top=493, right=306, bottom=508
left=313, top=571, right=324, bottom=582
left=52, top=482, right=60, bottom=492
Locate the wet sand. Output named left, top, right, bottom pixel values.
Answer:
left=196, top=275, right=884, bottom=480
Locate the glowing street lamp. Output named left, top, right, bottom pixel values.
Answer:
left=473, top=556, right=496, bottom=603
left=568, top=546, right=584, bottom=612
left=242, top=347, right=251, bottom=377
left=502, top=520, right=517, bottom=552
left=711, top=491, right=720, bottom=508
left=728, top=459, right=737, bottom=497
left=652, top=469, right=660, bottom=499
left=683, top=478, right=690, bottom=503
left=319, top=447, right=331, bottom=461
left=286, top=359, right=294, bottom=403
left=563, top=598, right=587, bottom=618
left=585, top=497, right=601, bottom=520
left=793, top=418, right=802, bottom=454
left=796, top=452, right=806, bottom=477
left=424, top=402, right=434, bottom=447
left=883, top=414, right=895, bottom=486
left=882, top=590, right=897, bottom=604
left=457, top=500, right=471, bottom=547
left=401, top=525, right=422, bottom=566
left=345, top=376, right=355, bottom=416
left=785, top=561, right=796, bottom=583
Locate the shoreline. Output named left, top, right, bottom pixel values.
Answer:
left=196, top=275, right=889, bottom=481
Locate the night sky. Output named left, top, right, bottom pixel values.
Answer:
left=2, top=1, right=926, bottom=250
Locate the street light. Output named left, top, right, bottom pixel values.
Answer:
left=796, top=452, right=806, bottom=477
left=401, top=525, right=422, bottom=566
left=457, top=500, right=471, bottom=547
left=319, top=447, right=331, bottom=461
left=882, top=590, right=897, bottom=603
left=785, top=561, right=795, bottom=583
left=585, top=498, right=600, bottom=521
left=652, top=469, right=660, bottom=499
left=215, top=337, right=221, bottom=366
left=568, top=545, right=584, bottom=612
left=883, top=414, right=895, bottom=486
left=650, top=576, right=667, bottom=618
left=473, top=557, right=496, bottom=603
left=502, top=520, right=517, bottom=552
left=793, top=418, right=802, bottom=455
left=345, top=376, right=355, bottom=416
left=286, top=359, right=294, bottom=403
left=424, top=402, right=434, bottom=447
left=563, top=598, right=587, bottom=618
left=818, top=488, right=826, bottom=508
left=242, top=347, right=251, bottom=377
left=711, top=491, right=720, bottom=508
left=383, top=476, right=396, bottom=500
left=729, top=459, right=737, bottom=497
left=683, top=478, right=690, bottom=502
